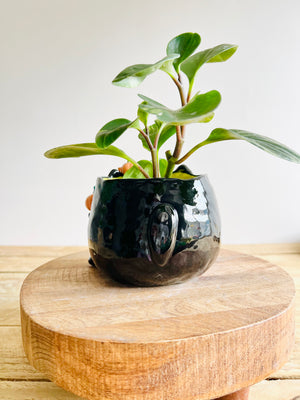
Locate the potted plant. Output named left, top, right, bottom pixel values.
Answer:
left=45, top=32, right=300, bottom=286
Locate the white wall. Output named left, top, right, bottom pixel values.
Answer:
left=1, top=0, right=299, bottom=245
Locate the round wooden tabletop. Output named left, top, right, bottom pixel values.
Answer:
left=20, top=249, right=295, bottom=400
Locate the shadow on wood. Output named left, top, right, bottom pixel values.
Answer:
left=215, top=387, right=249, bottom=400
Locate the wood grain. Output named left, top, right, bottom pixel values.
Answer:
left=20, top=249, right=295, bottom=400
left=0, top=273, right=27, bottom=325
left=0, top=244, right=297, bottom=399
left=2, top=324, right=300, bottom=382
left=250, top=379, right=300, bottom=399
left=260, top=253, right=300, bottom=380
left=223, top=243, right=300, bottom=255
left=215, top=387, right=249, bottom=400
left=0, top=381, right=82, bottom=400
left=0, top=327, right=46, bottom=380
left=0, top=256, right=53, bottom=273
left=0, top=380, right=298, bottom=400
left=0, top=246, right=86, bottom=257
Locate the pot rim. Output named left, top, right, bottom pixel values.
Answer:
left=97, top=174, right=207, bottom=183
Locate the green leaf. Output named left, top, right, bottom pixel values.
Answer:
left=96, top=118, right=137, bottom=148
left=170, top=171, right=195, bottom=180
left=122, top=159, right=169, bottom=178
left=158, top=125, right=177, bottom=149
left=139, top=90, right=221, bottom=125
left=123, top=160, right=153, bottom=179
left=137, top=102, right=148, bottom=127
left=159, top=158, right=168, bottom=177
left=112, top=54, right=179, bottom=88
left=138, top=121, right=176, bottom=150
left=166, top=32, right=201, bottom=73
left=159, top=58, right=177, bottom=77
left=181, top=44, right=238, bottom=84
left=44, top=142, right=150, bottom=177
left=205, top=128, right=300, bottom=163
left=44, top=143, right=132, bottom=160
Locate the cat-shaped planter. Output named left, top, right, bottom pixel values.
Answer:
left=88, top=175, right=221, bottom=286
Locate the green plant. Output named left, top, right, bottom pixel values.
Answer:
left=45, top=32, right=300, bottom=178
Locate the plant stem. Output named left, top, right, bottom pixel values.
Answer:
left=175, top=125, right=181, bottom=141
left=138, top=129, right=153, bottom=150
left=137, top=165, right=151, bottom=178
left=165, top=158, right=176, bottom=178
left=181, top=125, right=186, bottom=140
left=174, top=126, right=183, bottom=157
left=175, top=139, right=210, bottom=165
left=186, top=88, right=192, bottom=103
left=138, top=128, right=159, bottom=178
left=186, top=80, right=194, bottom=103
left=164, top=76, right=188, bottom=178
left=164, top=126, right=185, bottom=178
left=151, top=148, right=159, bottom=177
left=153, top=122, right=164, bottom=149
left=172, top=77, right=186, bottom=107
left=126, top=156, right=151, bottom=178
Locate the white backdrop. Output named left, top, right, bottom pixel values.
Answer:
left=1, top=0, right=299, bottom=245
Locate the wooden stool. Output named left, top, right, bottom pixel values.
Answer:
left=20, top=249, right=295, bottom=400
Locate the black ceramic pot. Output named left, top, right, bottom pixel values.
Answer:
left=88, top=175, right=221, bottom=286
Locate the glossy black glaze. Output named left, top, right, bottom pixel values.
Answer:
left=88, top=175, right=221, bottom=286
left=88, top=257, right=96, bottom=267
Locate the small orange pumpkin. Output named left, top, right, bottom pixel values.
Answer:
left=85, top=194, right=93, bottom=211
left=118, top=162, right=133, bottom=175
